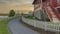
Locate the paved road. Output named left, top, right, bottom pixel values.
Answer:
left=8, top=18, right=40, bottom=34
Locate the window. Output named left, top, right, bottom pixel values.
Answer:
left=57, top=8, right=60, bottom=13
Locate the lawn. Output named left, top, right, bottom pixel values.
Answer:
left=0, top=18, right=10, bottom=34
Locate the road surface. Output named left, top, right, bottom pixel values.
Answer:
left=8, top=18, right=40, bottom=34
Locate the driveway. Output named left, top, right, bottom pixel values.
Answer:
left=8, top=18, right=40, bottom=34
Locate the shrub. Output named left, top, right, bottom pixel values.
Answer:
left=8, top=10, right=15, bottom=17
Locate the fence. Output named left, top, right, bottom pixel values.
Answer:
left=22, top=17, right=60, bottom=33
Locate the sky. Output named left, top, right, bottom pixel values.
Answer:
left=0, top=0, right=34, bottom=14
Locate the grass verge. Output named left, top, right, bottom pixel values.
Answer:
left=0, top=18, right=10, bottom=34
left=0, top=16, right=20, bottom=34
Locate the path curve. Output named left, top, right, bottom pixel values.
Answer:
left=8, top=18, right=40, bottom=34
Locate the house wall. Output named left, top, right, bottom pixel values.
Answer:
left=34, top=4, right=42, bottom=19
left=33, top=0, right=60, bottom=20
left=34, top=10, right=41, bottom=19
left=34, top=4, right=41, bottom=11
left=34, top=0, right=48, bottom=20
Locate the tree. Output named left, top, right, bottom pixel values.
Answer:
left=8, top=10, right=15, bottom=17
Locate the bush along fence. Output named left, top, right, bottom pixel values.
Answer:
left=22, top=16, right=60, bottom=33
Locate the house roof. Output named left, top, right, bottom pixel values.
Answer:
left=32, top=0, right=36, bottom=4
left=33, top=0, right=39, bottom=4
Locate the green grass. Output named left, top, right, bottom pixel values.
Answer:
left=24, top=15, right=36, bottom=20
left=0, top=15, right=20, bottom=34
left=0, top=19, right=10, bottom=34
left=25, top=16, right=35, bottom=19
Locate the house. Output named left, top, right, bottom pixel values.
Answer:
left=33, top=0, right=60, bottom=23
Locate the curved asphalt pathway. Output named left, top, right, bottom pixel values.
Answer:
left=8, top=18, right=40, bottom=34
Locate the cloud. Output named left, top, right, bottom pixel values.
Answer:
left=0, top=0, right=33, bottom=5
left=0, top=0, right=34, bottom=13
